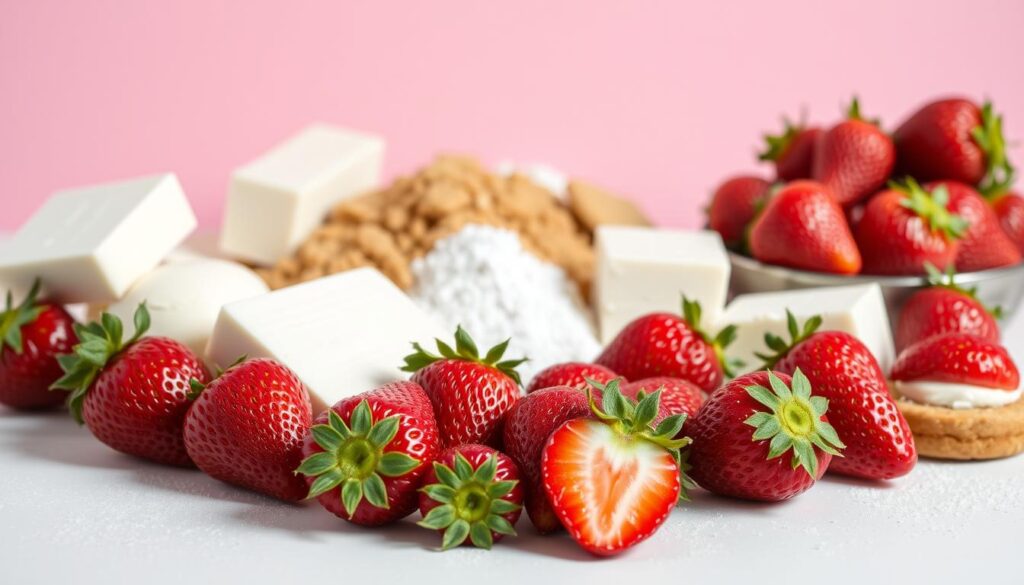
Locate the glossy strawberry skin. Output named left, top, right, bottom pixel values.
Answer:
left=418, top=444, right=524, bottom=544
left=707, top=176, right=771, bottom=249
left=689, top=371, right=830, bottom=501
left=621, top=377, right=704, bottom=434
left=412, top=360, right=520, bottom=449
left=855, top=188, right=960, bottom=275
left=813, top=119, right=895, bottom=206
left=893, top=98, right=986, bottom=185
left=896, top=287, right=999, bottom=352
left=82, top=337, right=210, bottom=467
left=773, top=332, right=916, bottom=480
left=0, top=303, right=77, bottom=410
left=934, top=181, right=1022, bottom=271
left=992, top=192, right=1024, bottom=254
left=526, top=362, right=618, bottom=394
left=596, top=313, right=723, bottom=392
left=184, top=359, right=312, bottom=501
left=502, top=386, right=590, bottom=534
left=749, top=180, right=862, bottom=274
left=891, top=333, right=1019, bottom=390
left=774, top=128, right=822, bottom=182
left=302, top=381, right=440, bottom=526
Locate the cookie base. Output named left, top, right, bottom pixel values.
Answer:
left=893, top=393, right=1024, bottom=461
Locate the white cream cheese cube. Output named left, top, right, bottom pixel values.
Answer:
left=106, top=259, right=269, bottom=357
left=220, top=124, right=385, bottom=265
left=205, top=268, right=446, bottom=413
left=594, top=226, right=730, bottom=343
left=721, top=283, right=895, bottom=375
left=0, top=173, right=196, bottom=303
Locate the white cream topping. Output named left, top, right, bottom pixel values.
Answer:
left=894, top=380, right=1022, bottom=410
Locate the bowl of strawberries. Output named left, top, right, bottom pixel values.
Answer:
left=708, top=96, right=1024, bottom=324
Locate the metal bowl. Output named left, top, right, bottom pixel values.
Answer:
left=728, top=252, right=1024, bottom=327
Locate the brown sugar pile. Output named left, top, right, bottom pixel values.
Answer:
left=256, top=155, right=649, bottom=296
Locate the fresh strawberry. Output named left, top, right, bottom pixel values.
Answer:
left=526, top=362, right=618, bottom=394
left=402, top=327, right=523, bottom=448
left=298, top=381, right=440, bottom=526
left=541, top=380, right=689, bottom=556
left=895, top=264, right=1000, bottom=352
left=503, top=385, right=590, bottom=534
left=894, top=99, right=1013, bottom=194
left=855, top=179, right=967, bottom=275
left=748, top=180, right=862, bottom=274
left=51, top=304, right=210, bottom=466
left=891, top=333, right=1019, bottom=390
left=621, top=377, right=704, bottom=432
left=759, top=312, right=916, bottom=480
left=183, top=358, right=312, bottom=501
left=931, top=180, right=1022, bottom=271
left=0, top=280, right=78, bottom=410
left=706, top=175, right=771, bottom=250
left=688, top=370, right=844, bottom=501
left=812, top=98, right=896, bottom=206
left=417, top=444, right=523, bottom=550
left=759, top=119, right=822, bottom=181
left=991, top=191, right=1024, bottom=254
left=595, top=297, right=739, bottom=393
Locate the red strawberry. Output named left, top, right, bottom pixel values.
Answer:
left=402, top=327, right=523, bottom=448
left=502, top=385, right=590, bottom=533
left=688, top=370, right=843, bottom=501
left=707, top=176, right=771, bottom=249
left=855, top=179, right=967, bottom=275
left=895, top=264, right=1000, bottom=352
left=595, top=297, right=739, bottom=393
left=621, top=377, right=704, bottom=432
left=526, top=362, right=618, bottom=394
left=894, top=99, right=1013, bottom=193
left=183, top=358, right=312, bottom=501
left=0, top=280, right=78, bottom=410
left=759, top=119, right=822, bottom=181
left=748, top=180, right=862, bottom=274
left=932, top=180, right=1022, bottom=271
left=760, top=312, right=916, bottom=480
left=812, top=98, right=896, bottom=206
left=891, top=333, right=1019, bottom=390
left=52, top=304, right=210, bottom=466
left=298, top=381, right=440, bottom=526
left=417, top=444, right=523, bottom=550
left=991, top=192, right=1024, bottom=254
left=541, top=380, right=689, bottom=555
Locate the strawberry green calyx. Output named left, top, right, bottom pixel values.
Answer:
left=51, top=303, right=151, bottom=424
left=418, top=454, right=520, bottom=550
left=401, top=325, right=527, bottom=386
left=754, top=309, right=823, bottom=369
left=682, top=296, right=743, bottom=377
left=974, top=101, right=1015, bottom=198
left=586, top=378, right=693, bottom=501
left=188, top=355, right=248, bottom=399
left=894, top=177, right=969, bottom=239
left=923, top=262, right=1003, bottom=318
left=297, top=401, right=420, bottom=517
left=758, top=117, right=803, bottom=163
left=0, top=278, right=45, bottom=357
left=743, top=369, right=845, bottom=479
left=846, top=96, right=881, bottom=126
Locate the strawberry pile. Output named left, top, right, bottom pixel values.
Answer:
left=710, top=96, right=1022, bottom=275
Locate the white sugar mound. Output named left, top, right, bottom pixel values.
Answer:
left=411, top=224, right=601, bottom=384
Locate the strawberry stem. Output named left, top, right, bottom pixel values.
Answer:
left=893, top=177, right=969, bottom=240
left=755, top=309, right=823, bottom=369
left=758, top=117, right=803, bottom=162
left=974, top=101, right=1015, bottom=198
left=401, top=326, right=527, bottom=386
left=681, top=296, right=743, bottom=377
left=0, top=278, right=45, bottom=357
left=923, top=262, right=1003, bottom=319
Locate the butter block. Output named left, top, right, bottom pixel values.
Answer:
left=220, top=124, right=385, bottom=265
left=594, top=226, right=730, bottom=342
left=106, top=259, right=269, bottom=357
left=720, top=283, right=895, bottom=374
left=0, top=174, right=196, bottom=303
left=205, top=267, right=445, bottom=413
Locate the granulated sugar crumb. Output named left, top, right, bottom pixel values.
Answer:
left=411, top=224, right=601, bottom=383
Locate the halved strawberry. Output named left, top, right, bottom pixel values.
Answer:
left=895, top=263, right=1001, bottom=352
left=541, top=380, right=689, bottom=556
left=526, top=362, right=618, bottom=394
left=891, top=333, right=1019, bottom=390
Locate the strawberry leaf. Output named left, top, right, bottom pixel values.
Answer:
left=402, top=327, right=527, bottom=387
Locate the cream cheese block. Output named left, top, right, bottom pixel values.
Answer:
left=105, top=259, right=269, bottom=357
left=593, top=226, right=730, bottom=343
left=220, top=124, right=385, bottom=265
left=0, top=173, right=196, bottom=303
left=205, top=267, right=446, bottom=413
left=720, top=283, right=895, bottom=374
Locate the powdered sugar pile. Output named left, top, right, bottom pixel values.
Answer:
left=410, top=224, right=601, bottom=384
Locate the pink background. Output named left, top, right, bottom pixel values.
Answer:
left=2, top=0, right=1022, bottom=232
